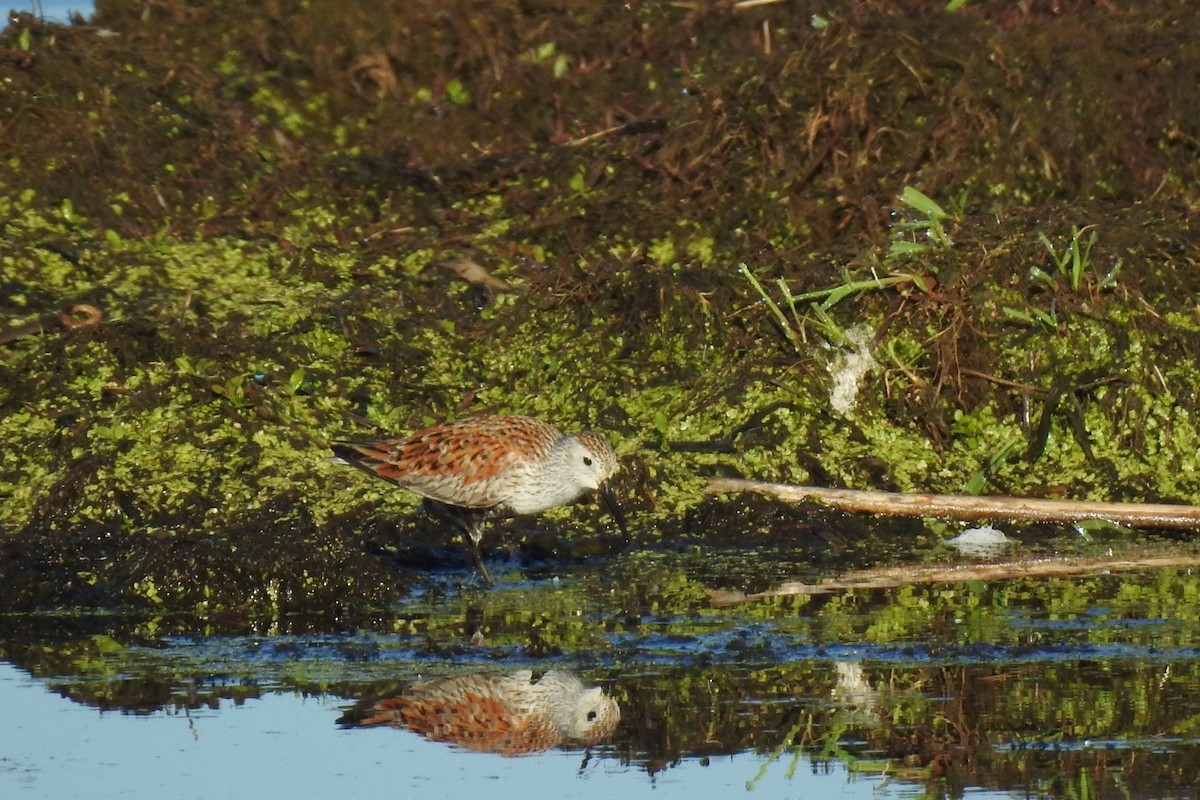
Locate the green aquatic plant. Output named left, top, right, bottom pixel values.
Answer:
left=1033, top=225, right=1121, bottom=293
left=737, top=188, right=945, bottom=355
left=738, top=262, right=931, bottom=354
left=886, top=186, right=956, bottom=266
left=1002, top=225, right=1122, bottom=330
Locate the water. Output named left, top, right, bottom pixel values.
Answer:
left=0, top=662, right=949, bottom=800
left=4, top=560, right=1200, bottom=799
left=4, top=0, right=91, bottom=23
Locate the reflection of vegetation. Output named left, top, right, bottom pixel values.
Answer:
left=5, top=565, right=1200, bottom=794
left=3, top=0, right=1200, bottom=616
left=746, top=715, right=815, bottom=789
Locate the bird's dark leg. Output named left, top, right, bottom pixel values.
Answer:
left=462, top=517, right=493, bottom=587
left=421, top=500, right=495, bottom=586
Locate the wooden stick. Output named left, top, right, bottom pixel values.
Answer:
left=706, top=553, right=1200, bottom=607
left=705, top=477, right=1200, bottom=529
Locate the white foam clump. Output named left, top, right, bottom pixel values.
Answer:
left=946, top=525, right=1015, bottom=557
left=827, top=324, right=878, bottom=415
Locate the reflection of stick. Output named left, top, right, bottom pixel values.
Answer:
left=706, top=552, right=1200, bottom=607
left=705, top=477, right=1200, bottom=529
left=0, top=303, right=102, bottom=345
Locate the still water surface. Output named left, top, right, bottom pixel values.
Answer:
left=3, top=661, right=975, bottom=800
left=4, top=556, right=1200, bottom=800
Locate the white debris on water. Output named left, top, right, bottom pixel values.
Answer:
left=946, top=525, right=1015, bottom=558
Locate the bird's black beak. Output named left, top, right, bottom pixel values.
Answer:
left=598, top=480, right=629, bottom=543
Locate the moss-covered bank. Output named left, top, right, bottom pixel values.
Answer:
left=2, top=0, right=1200, bottom=611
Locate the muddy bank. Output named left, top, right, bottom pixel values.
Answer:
left=2, top=0, right=1200, bottom=611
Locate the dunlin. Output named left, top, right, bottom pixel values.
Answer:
left=354, top=669, right=621, bottom=754
left=332, top=415, right=626, bottom=584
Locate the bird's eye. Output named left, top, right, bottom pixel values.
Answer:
left=583, top=456, right=593, bottom=466
left=587, top=710, right=598, bottom=721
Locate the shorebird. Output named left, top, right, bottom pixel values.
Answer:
left=351, top=669, right=620, bottom=754
left=332, top=415, right=627, bottom=584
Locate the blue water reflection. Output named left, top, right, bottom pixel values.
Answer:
left=0, top=661, right=1011, bottom=800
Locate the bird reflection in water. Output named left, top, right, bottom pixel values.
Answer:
left=342, top=670, right=620, bottom=755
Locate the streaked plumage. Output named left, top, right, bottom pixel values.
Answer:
left=333, top=415, right=625, bottom=584
left=353, top=670, right=621, bottom=755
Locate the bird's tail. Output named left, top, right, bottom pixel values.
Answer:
left=331, top=441, right=405, bottom=484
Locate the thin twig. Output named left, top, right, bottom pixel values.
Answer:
left=706, top=552, right=1200, bottom=607
left=733, top=0, right=785, bottom=9
left=705, top=477, right=1200, bottom=529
